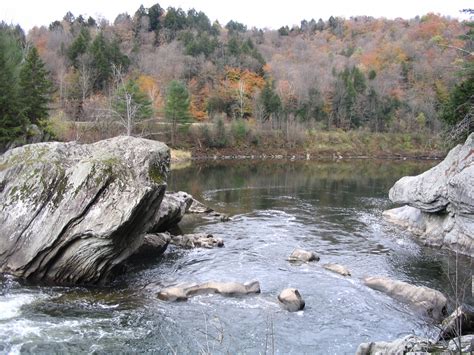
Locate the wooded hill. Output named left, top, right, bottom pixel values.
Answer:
left=1, top=4, right=472, bottom=149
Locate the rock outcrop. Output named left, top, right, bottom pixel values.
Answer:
left=323, top=263, right=351, bottom=276
left=288, top=248, right=319, bottom=263
left=363, top=277, right=447, bottom=321
left=278, top=288, right=305, bottom=312
left=0, top=136, right=170, bottom=284
left=384, top=133, right=474, bottom=256
left=157, top=280, right=261, bottom=301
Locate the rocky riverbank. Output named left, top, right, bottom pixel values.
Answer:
left=0, top=136, right=225, bottom=285
left=383, top=133, right=474, bottom=257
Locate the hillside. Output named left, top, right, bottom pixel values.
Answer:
left=1, top=4, right=472, bottom=154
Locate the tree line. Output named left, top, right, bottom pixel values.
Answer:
left=0, top=5, right=472, bottom=148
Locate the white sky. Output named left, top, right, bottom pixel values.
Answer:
left=1, top=0, right=472, bottom=31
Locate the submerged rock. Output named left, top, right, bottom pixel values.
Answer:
left=278, top=288, right=305, bottom=312
left=384, top=133, right=474, bottom=256
left=0, top=136, right=170, bottom=284
left=363, top=276, right=447, bottom=320
left=157, top=280, right=261, bottom=301
left=356, top=335, right=434, bottom=355
left=170, top=233, right=224, bottom=248
left=186, top=197, right=230, bottom=222
left=288, top=248, right=319, bottom=263
left=323, top=263, right=351, bottom=276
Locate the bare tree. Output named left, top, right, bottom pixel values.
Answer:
left=86, top=65, right=154, bottom=137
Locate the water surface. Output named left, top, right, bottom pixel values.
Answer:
left=1, top=160, right=472, bottom=354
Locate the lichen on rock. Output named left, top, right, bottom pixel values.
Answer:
left=0, top=136, right=170, bottom=284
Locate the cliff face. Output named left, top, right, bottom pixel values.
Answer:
left=0, top=136, right=170, bottom=284
left=383, top=133, right=474, bottom=257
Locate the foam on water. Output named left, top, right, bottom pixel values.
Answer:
left=0, top=294, right=38, bottom=320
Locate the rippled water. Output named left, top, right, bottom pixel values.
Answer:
left=1, top=160, right=472, bottom=354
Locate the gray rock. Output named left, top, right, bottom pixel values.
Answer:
left=0, top=136, right=169, bottom=284
left=186, top=197, right=230, bottom=222
left=170, top=233, right=224, bottom=248
left=288, top=248, right=319, bottom=263
left=363, top=276, right=447, bottom=321
left=187, top=198, right=213, bottom=213
left=323, top=263, right=351, bottom=276
left=439, top=304, right=474, bottom=341
left=157, top=280, right=261, bottom=301
left=447, top=334, right=474, bottom=353
left=356, top=335, right=433, bottom=355
left=149, top=191, right=193, bottom=233
left=133, top=233, right=171, bottom=257
left=385, top=133, right=474, bottom=257
left=278, top=288, right=305, bottom=312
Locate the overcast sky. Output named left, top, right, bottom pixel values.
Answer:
left=1, top=0, right=472, bottom=31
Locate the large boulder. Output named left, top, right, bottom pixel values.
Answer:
left=385, top=133, right=474, bottom=256
left=0, top=136, right=170, bottom=284
left=363, top=276, right=447, bottom=321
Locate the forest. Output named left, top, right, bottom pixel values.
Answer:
left=0, top=4, right=472, bottom=153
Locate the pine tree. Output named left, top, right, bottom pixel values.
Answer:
left=260, top=80, right=281, bottom=121
left=165, top=80, right=190, bottom=146
left=67, top=27, right=91, bottom=67
left=18, top=46, right=53, bottom=125
left=0, top=28, right=25, bottom=144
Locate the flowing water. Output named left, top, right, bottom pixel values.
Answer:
left=1, top=160, right=472, bottom=354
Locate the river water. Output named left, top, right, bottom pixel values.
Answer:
left=1, top=160, right=472, bottom=354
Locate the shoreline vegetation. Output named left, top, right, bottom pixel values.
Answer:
left=169, top=129, right=444, bottom=166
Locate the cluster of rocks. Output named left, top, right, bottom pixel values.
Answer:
left=0, top=137, right=226, bottom=285
left=358, top=134, right=474, bottom=353
left=286, top=247, right=474, bottom=353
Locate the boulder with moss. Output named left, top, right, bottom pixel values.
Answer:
left=0, top=136, right=170, bottom=284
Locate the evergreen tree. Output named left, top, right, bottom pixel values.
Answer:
left=441, top=10, right=473, bottom=141
left=18, top=46, right=53, bottom=125
left=89, top=32, right=129, bottom=91
left=148, top=3, right=164, bottom=32
left=67, top=27, right=91, bottom=66
left=0, top=28, right=24, bottom=144
left=260, top=81, right=281, bottom=121
left=165, top=80, right=190, bottom=146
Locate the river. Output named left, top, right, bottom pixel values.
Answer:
left=0, top=160, right=472, bottom=354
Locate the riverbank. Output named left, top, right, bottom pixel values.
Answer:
left=183, top=131, right=445, bottom=161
